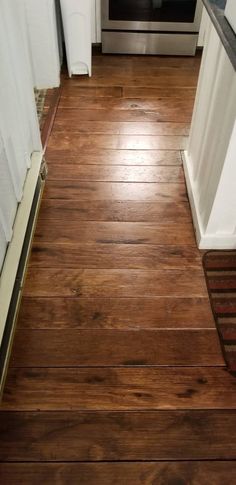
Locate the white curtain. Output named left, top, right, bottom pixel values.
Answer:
left=0, top=0, right=41, bottom=271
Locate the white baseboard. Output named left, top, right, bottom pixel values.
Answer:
left=0, top=151, right=43, bottom=347
left=198, top=234, right=236, bottom=249
left=183, top=150, right=236, bottom=250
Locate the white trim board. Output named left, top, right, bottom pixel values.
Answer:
left=183, top=150, right=236, bottom=250
left=0, top=151, right=43, bottom=346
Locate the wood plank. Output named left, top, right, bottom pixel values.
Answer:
left=10, top=329, right=223, bottom=367
left=61, top=86, right=123, bottom=97
left=61, top=83, right=196, bottom=96
left=56, top=107, right=192, bottom=123
left=0, top=462, right=235, bottom=485
left=1, top=410, right=235, bottom=461
left=29, top=243, right=201, bottom=269
left=92, top=63, right=199, bottom=73
left=45, top=148, right=183, bottom=165
left=47, top=165, right=184, bottom=183
left=92, top=53, right=201, bottom=68
left=43, top=182, right=187, bottom=202
left=53, top=120, right=190, bottom=136
left=4, top=51, right=231, bottom=473
left=34, top=221, right=195, bottom=245
left=17, top=296, right=215, bottom=330
left=91, top=61, right=199, bottom=70
left=58, top=96, right=194, bottom=113
left=38, top=200, right=192, bottom=223
left=48, top=133, right=188, bottom=151
left=22, top=268, right=209, bottom=298
left=122, top=86, right=196, bottom=98
left=61, top=85, right=196, bottom=99
left=91, top=66, right=199, bottom=79
left=65, top=72, right=198, bottom=87
left=2, top=367, right=234, bottom=411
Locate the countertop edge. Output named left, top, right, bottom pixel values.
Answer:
left=202, top=0, right=236, bottom=71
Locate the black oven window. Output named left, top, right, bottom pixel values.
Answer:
left=109, top=0, right=197, bottom=23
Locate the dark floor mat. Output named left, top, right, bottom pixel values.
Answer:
left=203, top=251, right=236, bottom=373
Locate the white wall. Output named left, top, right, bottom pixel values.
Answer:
left=0, top=0, right=41, bottom=270
left=184, top=13, right=236, bottom=249
left=24, top=0, right=61, bottom=88
left=207, top=119, right=236, bottom=237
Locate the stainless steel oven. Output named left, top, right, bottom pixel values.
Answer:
left=101, top=0, right=202, bottom=55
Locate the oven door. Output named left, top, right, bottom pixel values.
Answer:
left=102, top=0, right=202, bottom=32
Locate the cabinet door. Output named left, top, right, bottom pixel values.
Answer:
left=198, top=7, right=210, bottom=47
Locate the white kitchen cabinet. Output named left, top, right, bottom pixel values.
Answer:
left=24, top=0, right=61, bottom=89
left=184, top=11, right=236, bottom=249
left=225, top=0, right=236, bottom=35
left=198, top=6, right=209, bottom=47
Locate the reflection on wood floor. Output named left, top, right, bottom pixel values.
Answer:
left=1, top=52, right=236, bottom=484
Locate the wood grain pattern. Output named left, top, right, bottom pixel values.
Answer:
left=91, top=53, right=201, bottom=68
left=10, top=329, right=223, bottom=366
left=29, top=243, right=201, bottom=269
left=48, top=133, right=188, bottom=151
left=61, top=86, right=123, bottom=97
left=91, top=63, right=199, bottom=73
left=34, top=221, right=195, bottom=245
left=90, top=68, right=199, bottom=80
left=53, top=120, right=189, bottom=135
left=17, top=296, right=215, bottom=329
left=0, top=410, right=235, bottom=461
left=43, top=181, right=187, bottom=201
left=56, top=107, right=192, bottom=122
left=62, top=85, right=196, bottom=99
left=46, top=148, right=183, bottom=165
left=2, top=367, right=234, bottom=411
left=22, top=268, right=208, bottom=298
left=58, top=96, right=194, bottom=114
left=63, top=72, right=198, bottom=87
left=47, top=165, right=184, bottom=182
left=39, top=200, right=192, bottom=223
left=122, top=86, right=196, bottom=98
left=0, top=462, right=235, bottom=485
left=2, top=51, right=230, bottom=476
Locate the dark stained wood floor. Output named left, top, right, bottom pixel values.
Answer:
left=1, top=53, right=236, bottom=484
